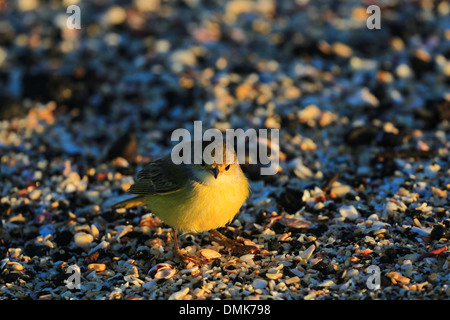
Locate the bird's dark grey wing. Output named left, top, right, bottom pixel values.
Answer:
left=128, top=157, right=190, bottom=195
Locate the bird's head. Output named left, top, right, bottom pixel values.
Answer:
left=192, top=142, right=243, bottom=183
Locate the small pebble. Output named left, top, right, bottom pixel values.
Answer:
left=8, top=262, right=24, bottom=271
left=74, top=232, right=94, bottom=250
left=339, top=205, right=360, bottom=221
left=252, top=279, right=268, bottom=289
left=148, top=264, right=176, bottom=280
left=88, top=264, right=106, bottom=272
left=285, top=277, right=300, bottom=285
left=298, top=244, right=315, bottom=260
left=239, top=254, right=255, bottom=264
left=29, top=189, right=42, bottom=200
left=197, top=249, right=221, bottom=259
left=169, top=287, right=190, bottom=300
left=331, top=184, right=352, bottom=198
left=266, top=273, right=283, bottom=280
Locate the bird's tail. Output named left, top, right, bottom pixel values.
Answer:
left=112, top=195, right=146, bottom=209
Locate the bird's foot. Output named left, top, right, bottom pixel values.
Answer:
left=174, top=248, right=212, bottom=266
left=210, top=229, right=245, bottom=247
left=210, top=230, right=260, bottom=255
left=171, top=228, right=208, bottom=266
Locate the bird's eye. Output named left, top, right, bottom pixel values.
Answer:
left=225, top=165, right=230, bottom=171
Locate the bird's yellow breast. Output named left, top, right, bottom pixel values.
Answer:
left=145, top=172, right=249, bottom=233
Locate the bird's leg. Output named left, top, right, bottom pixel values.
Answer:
left=172, top=229, right=208, bottom=266
left=210, top=229, right=245, bottom=247
left=210, top=229, right=261, bottom=255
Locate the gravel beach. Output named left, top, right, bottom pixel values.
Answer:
left=0, top=0, right=449, bottom=301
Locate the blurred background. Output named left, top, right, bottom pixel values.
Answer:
left=0, top=0, right=449, bottom=186
left=1, top=0, right=448, bottom=164
left=0, top=0, right=450, bottom=301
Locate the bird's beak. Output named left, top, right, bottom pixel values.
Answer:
left=212, top=167, right=219, bottom=179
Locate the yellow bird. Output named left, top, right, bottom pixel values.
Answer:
left=113, top=142, right=250, bottom=264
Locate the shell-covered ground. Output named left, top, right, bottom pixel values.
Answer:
left=0, top=0, right=450, bottom=300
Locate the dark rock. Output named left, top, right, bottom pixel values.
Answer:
left=415, top=99, right=450, bottom=129
left=277, top=188, right=304, bottom=214
left=24, top=244, right=49, bottom=257
left=0, top=202, right=11, bottom=217
left=54, top=230, right=74, bottom=247
left=311, top=260, right=330, bottom=273
left=267, top=239, right=282, bottom=251
left=0, top=95, right=26, bottom=120
left=4, top=271, right=21, bottom=283
left=409, top=51, right=435, bottom=79
left=52, top=250, right=72, bottom=261
left=430, top=224, right=450, bottom=240
left=311, top=224, right=328, bottom=237
left=344, top=126, right=377, bottom=146
left=135, top=249, right=152, bottom=260
left=105, top=132, right=138, bottom=162
left=377, top=131, right=404, bottom=148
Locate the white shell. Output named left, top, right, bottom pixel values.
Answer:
left=168, top=287, right=189, bottom=300
left=197, top=249, right=221, bottom=259
left=280, top=217, right=311, bottom=229
left=74, top=232, right=94, bottom=249
left=331, top=184, right=352, bottom=197
left=88, top=240, right=109, bottom=255
left=239, top=254, right=255, bottom=264
left=339, top=205, right=360, bottom=220
left=266, top=273, right=283, bottom=280
left=88, top=263, right=106, bottom=272
left=29, top=189, right=42, bottom=200
left=252, top=279, right=268, bottom=289
left=319, top=280, right=335, bottom=287
left=90, top=224, right=100, bottom=239
left=298, top=244, right=315, bottom=260
left=148, top=263, right=176, bottom=280
left=143, top=280, right=157, bottom=290
left=411, top=227, right=431, bottom=237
